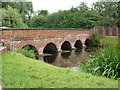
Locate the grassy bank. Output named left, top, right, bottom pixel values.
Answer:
left=100, top=36, right=118, bottom=46
left=2, top=53, right=118, bottom=88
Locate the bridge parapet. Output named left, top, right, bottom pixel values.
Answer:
left=1, top=28, right=91, bottom=53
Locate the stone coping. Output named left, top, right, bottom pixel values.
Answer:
left=1, top=28, right=90, bottom=31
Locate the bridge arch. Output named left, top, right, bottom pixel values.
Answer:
left=61, top=41, right=72, bottom=51
left=84, top=38, right=91, bottom=47
left=22, top=44, right=39, bottom=59
left=74, top=40, right=82, bottom=49
left=43, top=42, right=58, bottom=54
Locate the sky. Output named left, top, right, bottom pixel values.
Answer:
left=31, top=0, right=97, bottom=13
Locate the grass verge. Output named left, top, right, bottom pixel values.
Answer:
left=2, top=53, right=118, bottom=88
left=100, top=36, right=118, bottom=46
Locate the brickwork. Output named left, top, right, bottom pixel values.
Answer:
left=1, top=28, right=91, bottom=53
left=93, top=26, right=119, bottom=36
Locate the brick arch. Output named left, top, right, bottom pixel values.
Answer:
left=43, top=42, right=58, bottom=54
left=84, top=38, right=91, bottom=47
left=61, top=41, right=72, bottom=51
left=74, top=40, right=83, bottom=49
left=22, top=44, right=39, bottom=59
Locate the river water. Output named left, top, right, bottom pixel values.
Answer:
left=39, top=48, right=92, bottom=69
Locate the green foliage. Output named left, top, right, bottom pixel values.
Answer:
left=1, top=6, right=27, bottom=28
left=92, top=1, right=119, bottom=18
left=38, top=10, right=49, bottom=16
left=2, top=1, right=33, bottom=25
left=30, top=15, right=47, bottom=28
left=80, top=46, right=119, bottom=79
left=17, top=46, right=36, bottom=59
left=29, top=1, right=119, bottom=29
left=2, top=53, right=118, bottom=88
left=90, top=33, right=101, bottom=47
left=30, top=2, right=101, bottom=29
left=1, top=1, right=119, bottom=28
left=92, top=1, right=119, bottom=26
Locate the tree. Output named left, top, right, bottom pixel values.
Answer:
left=2, top=1, right=33, bottom=25
left=92, top=1, right=118, bottom=18
left=92, top=1, right=119, bottom=26
left=1, top=6, right=27, bottom=28
left=29, top=15, right=47, bottom=28
left=78, top=2, right=89, bottom=12
left=38, top=10, right=49, bottom=16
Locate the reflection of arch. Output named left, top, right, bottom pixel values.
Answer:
left=75, top=49, right=82, bottom=52
left=74, top=40, right=82, bottom=49
left=61, top=41, right=72, bottom=51
left=43, top=54, right=58, bottom=64
left=84, top=38, right=91, bottom=47
left=61, top=52, right=71, bottom=58
left=85, top=48, right=92, bottom=52
left=43, top=42, right=58, bottom=54
left=22, top=44, right=39, bottom=59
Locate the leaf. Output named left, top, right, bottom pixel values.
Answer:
left=94, top=67, right=101, bottom=72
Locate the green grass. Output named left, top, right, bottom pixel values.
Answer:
left=100, top=36, right=118, bottom=46
left=2, top=53, right=118, bottom=88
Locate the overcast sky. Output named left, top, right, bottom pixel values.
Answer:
left=31, top=0, right=97, bottom=13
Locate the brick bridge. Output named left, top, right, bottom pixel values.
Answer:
left=1, top=28, right=91, bottom=54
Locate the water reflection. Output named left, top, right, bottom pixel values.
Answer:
left=40, top=48, right=91, bottom=68
left=61, top=52, right=71, bottom=58
left=75, top=49, right=82, bottom=52
left=43, top=53, right=57, bottom=64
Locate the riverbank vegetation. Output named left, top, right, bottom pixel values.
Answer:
left=80, top=36, right=119, bottom=79
left=80, top=46, right=119, bottom=79
left=89, top=33, right=101, bottom=47
left=17, top=46, right=36, bottom=59
left=2, top=53, right=118, bottom=88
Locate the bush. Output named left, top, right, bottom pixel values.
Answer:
left=80, top=46, right=119, bottom=79
left=17, top=47, right=36, bottom=59
left=90, top=33, right=101, bottom=47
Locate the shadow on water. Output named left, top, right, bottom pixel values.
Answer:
left=39, top=48, right=96, bottom=68
left=75, top=48, right=82, bottom=52
left=43, top=53, right=58, bottom=64
left=61, top=51, right=71, bottom=58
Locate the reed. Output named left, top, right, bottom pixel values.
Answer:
left=80, top=46, right=119, bottom=79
